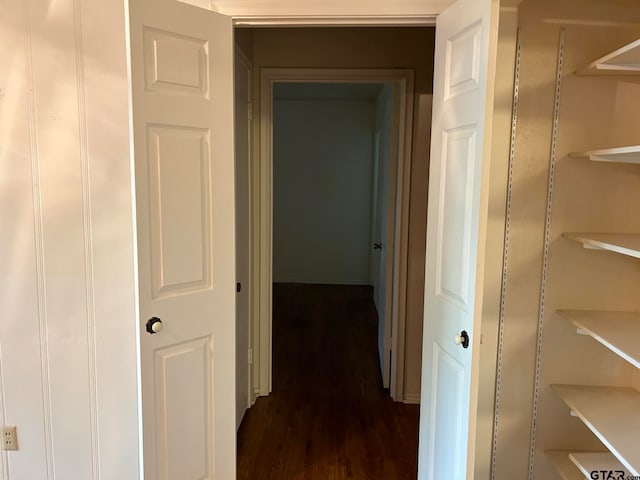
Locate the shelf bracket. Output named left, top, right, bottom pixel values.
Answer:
left=576, top=327, right=589, bottom=336
left=582, top=243, right=605, bottom=251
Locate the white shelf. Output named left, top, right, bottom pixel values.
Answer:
left=552, top=384, right=640, bottom=475
left=546, top=450, right=629, bottom=480
left=558, top=310, right=640, bottom=369
left=563, top=233, right=640, bottom=259
left=570, top=452, right=631, bottom=479
left=570, top=145, right=640, bottom=164
left=578, top=38, right=640, bottom=75
left=546, top=451, right=585, bottom=480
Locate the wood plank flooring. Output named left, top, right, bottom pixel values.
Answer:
left=237, top=284, right=419, bottom=480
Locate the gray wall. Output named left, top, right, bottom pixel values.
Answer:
left=273, top=98, right=376, bottom=284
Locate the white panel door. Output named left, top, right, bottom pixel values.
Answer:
left=129, top=1, right=235, bottom=479
left=371, top=129, right=391, bottom=386
left=372, top=85, right=396, bottom=389
left=418, top=0, right=498, bottom=478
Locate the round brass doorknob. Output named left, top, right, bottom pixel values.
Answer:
left=146, top=317, right=163, bottom=334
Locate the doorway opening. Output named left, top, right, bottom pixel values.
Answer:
left=233, top=26, right=435, bottom=479
left=238, top=77, right=421, bottom=478
left=269, top=80, right=399, bottom=391
left=258, top=71, right=416, bottom=401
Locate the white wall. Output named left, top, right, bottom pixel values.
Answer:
left=0, top=0, right=139, bottom=478
left=273, top=97, right=376, bottom=284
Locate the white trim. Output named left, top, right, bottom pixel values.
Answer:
left=257, top=68, right=415, bottom=402
left=232, top=15, right=437, bottom=27
left=234, top=46, right=256, bottom=409
left=389, top=80, right=412, bottom=403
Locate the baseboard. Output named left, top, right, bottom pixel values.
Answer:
left=403, top=393, right=421, bottom=405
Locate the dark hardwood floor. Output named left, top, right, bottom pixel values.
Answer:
left=237, top=283, right=419, bottom=480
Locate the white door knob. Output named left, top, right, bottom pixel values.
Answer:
left=146, top=317, right=163, bottom=334
left=454, top=334, right=463, bottom=345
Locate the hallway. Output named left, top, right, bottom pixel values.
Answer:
left=237, top=284, right=419, bottom=479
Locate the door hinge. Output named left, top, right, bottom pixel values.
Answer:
left=247, top=102, right=253, bottom=121
left=248, top=348, right=253, bottom=365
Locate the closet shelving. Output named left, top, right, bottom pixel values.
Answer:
left=548, top=450, right=632, bottom=480
left=551, top=36, right=640, bottom=480
left=551, top=385, right=640, bottom=475
left=562, top=233, right=640, bottom=260
left=545, top=450, right=631, bottom=480
left=577, top=38, right=640, bottom=75
left=570, top=145, right=640, bottom=164
left=569, top=452, right=631, bottom=478
left=558, top=310, right=640, bottom=369
left=547, top=450, right=585, bottom=480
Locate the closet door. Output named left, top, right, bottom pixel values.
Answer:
left=418, top=0, right=499, bottom=478
left=129, top=0, right=236, bottom=478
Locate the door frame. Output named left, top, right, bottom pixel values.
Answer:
left=234, top=44, right=255, bottom=421
left=255, top=68, right=415, bottom=402
left=232, top=16, right=438, bottom=27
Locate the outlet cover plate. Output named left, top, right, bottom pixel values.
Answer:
left=1, top=426, right=18, bottom=451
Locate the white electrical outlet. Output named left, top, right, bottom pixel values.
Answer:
left=1, top=426, right=18, bottom=451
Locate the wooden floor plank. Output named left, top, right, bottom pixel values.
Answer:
left=237, top=284, right=419, bottom=480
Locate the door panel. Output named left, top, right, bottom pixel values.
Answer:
left=154, top=337, right=213, bottom=480
left=429, top=343, right=465, bottom=479
left=436, top=126, right=476, bottom=309
left=143, top=28, right=210, bottom=96
left=129, top=0, right=235, bottom=478
left=148, top=125, right=212, bottom=296
left=418, top=0, right=498, bottom=477
left=445, top=22, right=483, bottom=99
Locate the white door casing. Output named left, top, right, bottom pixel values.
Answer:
left=129, top=0, right=236, bottom=478
left=372, top=84, right=399, bottom=390
left=257, top=69, right=414, bottom=400
left=418, top=0, right=499, bottom=478
left=235, top=47, right=253, bottom=429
